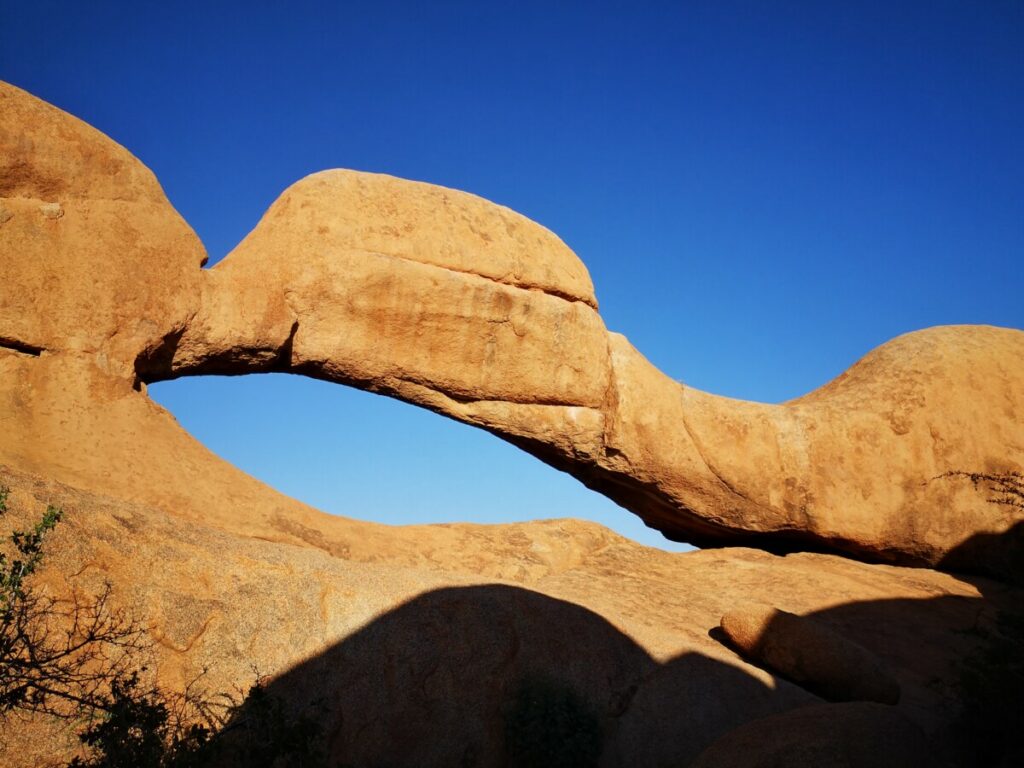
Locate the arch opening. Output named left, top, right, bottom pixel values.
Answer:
left=148, top=373, right=696, bottom=552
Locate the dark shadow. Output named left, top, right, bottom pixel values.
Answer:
left=843, top=586, right=1021, bottom=765
left=6, top=464, right=1023, bottom=766
left=934, top=471, right=1024, bottom=586
left=0, top=335, right=44, bottom=357
left=731, top=561, right=1022, bottom=768
left=207, top=584, right=810, bottom=768
left=194, top=564, right=1023, bottom=768
left=939, top=520, right=1024, bottom=587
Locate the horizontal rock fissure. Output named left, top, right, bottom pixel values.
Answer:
left=435, top=387, right=599, bottom=410
left=355, top=247, right=598, bottom=309
left=0, top=336, right=44, bottom=356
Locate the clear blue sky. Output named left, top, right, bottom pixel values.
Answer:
left=2, top=2, right=1021, bottom=549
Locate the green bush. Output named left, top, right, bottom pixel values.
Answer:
left=69, top=670, right=215, bottom=768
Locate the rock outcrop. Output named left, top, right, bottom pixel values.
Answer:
left=2, top=81, right=1021, bottom=574
left=0, top=81, right=204, bottom=378
left=0, top=466, right=1014, bottom=767
left=720, top=604, right=901, bottom=704
left=1, top=79, right=1022, bottom=767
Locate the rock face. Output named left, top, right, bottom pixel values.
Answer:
left=0, top=466, right=1014, bottom=768
left=159, top=165, right=1024, bottom=573
left=2, top=80, right=1023, bottom=575
left=720, top=604, right=901, bottom=704
left=1, top=80, right=1022, bottom=766
left=0, top=82, right=204, bottom=378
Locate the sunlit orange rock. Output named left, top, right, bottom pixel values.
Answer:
left=0, top=78, right=1021, bottom=766
left=3, top=80, right=1021, bottom=574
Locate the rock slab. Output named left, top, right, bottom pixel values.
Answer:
left=720, top=604, right=901, bottom=704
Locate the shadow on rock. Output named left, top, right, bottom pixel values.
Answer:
left=203, top=528, right=1024, bottom=767
left=940, top=520, right=1024, bottom=587
left=210, top=584, right=808, bottom=768
left=699, top=568, right=1023, bottom=767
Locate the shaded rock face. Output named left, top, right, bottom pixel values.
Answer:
left=689, top=702, right=933, bottom=768
left=720, top=604, right=901, bottom=704
left=1, top=80, right=1022, bottom=574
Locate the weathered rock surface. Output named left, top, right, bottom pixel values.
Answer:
left=2, top=79, right=1022, bottom=574
left=160, top=164, right=1024, bottom=573
left=0, top=82, right=204, bottom=379
left=1, top=80, right=1022, bottom=765
left=720, top=604, right=901, bottom=704
left=0, top=466, right=1013, bottom=767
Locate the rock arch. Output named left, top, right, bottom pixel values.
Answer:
left=2, top=80, right=1022, bottom=574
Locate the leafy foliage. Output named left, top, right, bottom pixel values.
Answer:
left=66, top=668, right=332, bottom=768
left=0, top=485, right=61, bottom=600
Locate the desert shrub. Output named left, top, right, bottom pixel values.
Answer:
left=0, top=485, right=147, bottom=718
left=68, top=670, right=215, bottom=768
left=505, top=677, right=603, bottom=768
left=69, top=669, right=330, bottom=768
left=0, top=484, right=330, bottom=767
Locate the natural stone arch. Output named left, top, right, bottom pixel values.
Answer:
left=2, top=80, right=1022, bottom=574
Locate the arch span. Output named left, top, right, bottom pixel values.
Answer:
left=2, top=80, right=1022, bottom=575
left=141, top=169, right=1024, bottom=571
